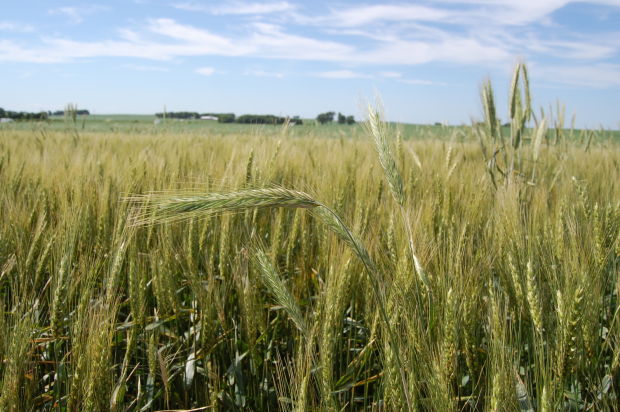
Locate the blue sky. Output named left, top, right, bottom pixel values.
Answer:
left=1, top=1, right=619, bottom=127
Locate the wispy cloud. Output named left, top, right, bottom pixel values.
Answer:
left=293, top=0, right=620, bottom=67
left=399, top=78, right=446, bottom=86
left=0, top=21, right=34, bottom=32
left=314, top=70, right=440, bottom=86
left=535, top=63, right=620, bottom=88
left=0, top=16, right=594, bottom=68
left=244, top=69, right=285, bottom=78
left=319, top=1, right=620, bottom=28
left=195, top=67, right=216, bottom=76
left=247, top=22, right=354, bottom=61
left=379, top=71, right=402, bottom=78
left=123, top=64, right=169, bottom=72
left=173, top=1, right=295, bottom=15
left=436, top=0, right=620, bottom=26
left=0, top=19, right=252, bottom=63
left=1, top=1, right=619, bottom=91
left=323, top=4, right=454, bottom=27
left=148, top=19, right=249, bottom=55
left=0, top=40, right=59, bottom=63
left=316, top=70, right=370, bottom=79
left=49, top=7, right=83, bottom=24
left=526, top=38, right=619, bottom=60
left=48, top=5, right=108, bottom=24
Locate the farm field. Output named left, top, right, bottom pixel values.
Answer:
left=1, top=94, right=620, bottom=410
left=4, top=114, right=619, bottom=143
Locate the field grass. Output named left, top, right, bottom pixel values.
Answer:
left=3, top=112, right=618, bottom=142
left=1, top=74, right=620, bottom=410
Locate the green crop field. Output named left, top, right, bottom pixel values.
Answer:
left=1, top=66, right=619, bottom=411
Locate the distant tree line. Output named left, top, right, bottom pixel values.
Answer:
left=316, top=111, right=355, bottom=125
left=51, top=109, right=90, bottom=116
left=0, top=107, right=49, bottom=121
left=236, top=114, right=286, bottom=125
left=155, top=112, right=303, bottom=125
left=155, top=110, right=358, bottom=125
left=155, top=111, right=201, bottom=120
left=203, top=113, right=235, bottom=123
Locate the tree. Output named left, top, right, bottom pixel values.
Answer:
left=346, top=115, right=355, bottom=125
left=236, top=114, right=287, bottom=125
left=316, top=111, right=335, bottom=124
left=0, top=108, right=49, bottom=121
left=155, top=111, right=199, bottom=119
left=337, top=112, right=346, bottom=124
left=216, top=113, right=235, bottom=123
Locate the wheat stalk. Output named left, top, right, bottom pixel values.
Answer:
left=365, top=105, right=430, bottom=291
left=526, top=260, right=544, bottom=335
left=253, top=247, right=308, bottom=337
left=365, top=106, right=405, bottom=206
left=130, top=188, right=320, bottom=225
left=133, top=186, right=412, bottom=409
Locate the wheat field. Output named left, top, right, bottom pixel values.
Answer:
left=1, top=69, right=620, bottom=411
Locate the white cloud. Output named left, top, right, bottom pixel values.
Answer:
left=0, top=18, right=560, bottom=68
left=123, top=64, right=169, bottom=72
left=316, top=70, right=370, bottom=79
left=327, top=5, right=452, bottom=27
left=433, top=0, right=620, bottom=25
left=400, top=78, right=446, bottom=86
left=147, top=18, right=239, bottom=51
left=2, top=0, right=619, bottom=83
left=248, top=22, right=354, bottom=61
left=347, top=36, right=510, bottom=65
left=244, top=69, right=285, bottom=78
left=171, top=2, right=204, bottom=11
left=49, top=5, right=108, bottom=24
left=195, top=67, right=216, bottom=76
left=0, top=21, right=34, bottom=32
left=117, top=28, right=143, bottom=43
left=49, top=7, right=82, bottom=23
left=0, top=40, right=62, bottom=63
left=535, top=64, right=620, bottom=88
left=324, top=0, right=620, bottom=27
left=380, top=71, right=402, bottom=78
left=528, top=39, right=619, bottom=60
left=173, top=1, right=295, bottom=15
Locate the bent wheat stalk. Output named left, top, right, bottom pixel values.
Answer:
left=131, top=186, right=412, bottom=410
left=129, top=188, right=319, bottom=225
